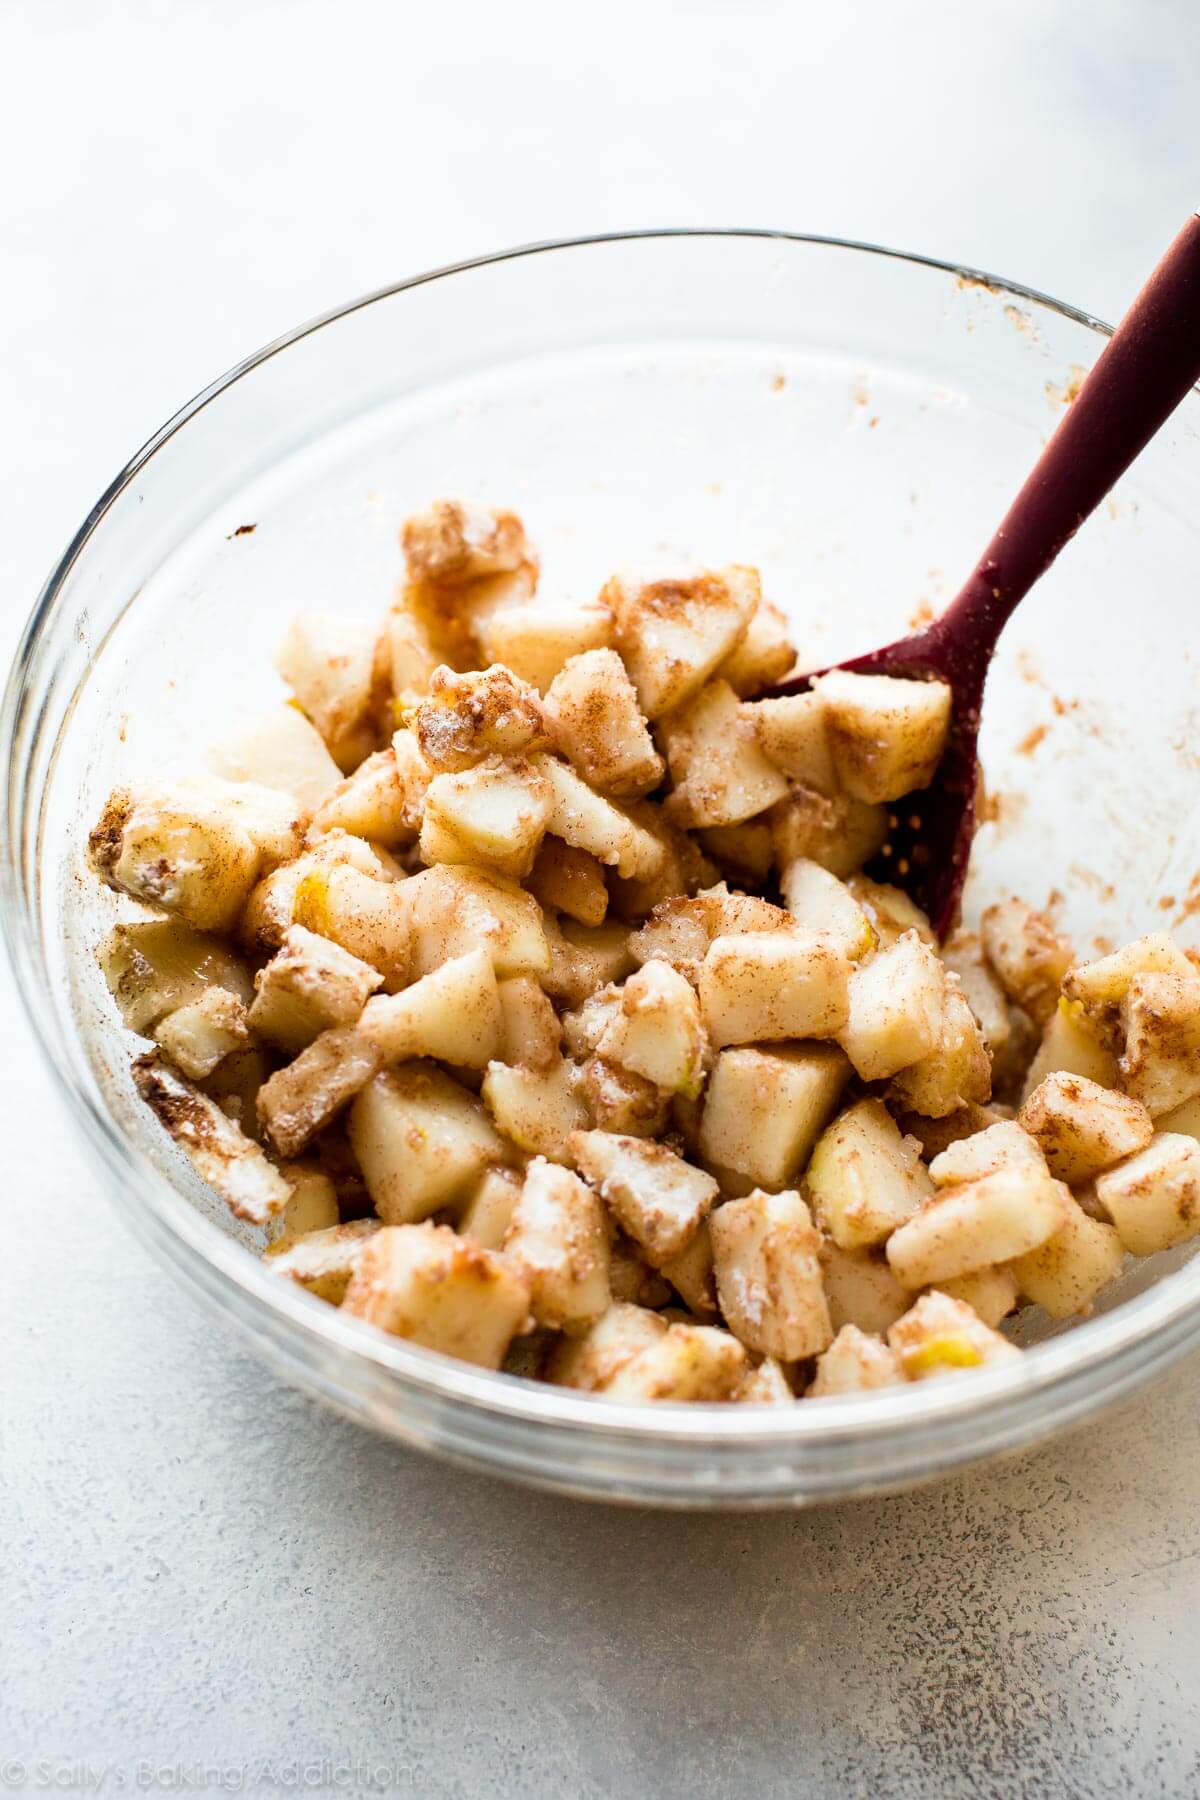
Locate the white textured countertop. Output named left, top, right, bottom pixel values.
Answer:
left=4, top=3, right=1200, bottom=1792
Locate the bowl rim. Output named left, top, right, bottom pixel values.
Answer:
left=8, top=224, right=1200, bottom=1451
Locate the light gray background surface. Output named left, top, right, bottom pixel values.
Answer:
left=3, top=3, right=1200, bottom=1794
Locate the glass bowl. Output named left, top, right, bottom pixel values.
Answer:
left=7, top=231, right=1200, bottom=1508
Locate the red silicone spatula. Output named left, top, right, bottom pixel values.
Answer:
left=769, top=213, right=1200, bottom=939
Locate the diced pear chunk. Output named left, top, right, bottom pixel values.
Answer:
left=938, top=1265, right=1020, bottom=1328
left=479, top=602, right=614, bottom=694
left=580, top=1056, right=670, bottom=1137
left=482, top=1057, right=590, bottom=1163
left=1062, top=931, right=1196, bottom=1040
left=543, top=648, right=664, bottom=797
left=349, top=1062, right=506, bottom=1224
left=809, top=1325, right=903, bottom=1396
left=749, top=691, right=838, bottom=793
left=888, top=987, right=992, bottom=1119
left=767, top=787, right=889, bottom=880
left=780, top=859, right=875, bottom=959
left=132, top=1054, right=291, bottom=1225
left=929, top=1119, right=1047, bottom=1188
left=808, top=1098, right=932, bottom=1250
left=1118, top=972, right=1200, bottom=1115
left=154, top=986, right=249, bottom=1079
left=458, top=1166, right=524, bottom=1250
left=308, top=743, right=427, bottom=847
left=258, top=1027, right=384, bottom=1158
left=607, top=800, right=718, bottom=919
left=1022, top=999, right=1118, bottom=1100
left=597, top=959, right=708, bottom=1096
left=846, top=876, right=936, bottom=949
left=838, top=931, right=947, bottom=1081
left=941, top=930, right=1012, bottom=1058
left=811, top=670, right=951, bottom=804
left=210, top=705, right=343, bottom=811
left=630, top=890, right=797, bottom=985
left=710, top=1187, right=832, bottom=1360
left=1156, top=1095, right=1200, bottom=1142
left=502, top=1157, right=611, bottom=1329
left=248, top=925, right=383, bottom=1054
left=719, top=598, right=796, bottom=698
left=89, top=781, right=262, bottom=933
left=601, top=1322, right=750, bottom=1402
left=292, top=864, right=411, bottom=988
left=267, top=1162, right=341, bottom=1244
left=698, top=929, right=851, bottom=1048
left=401, top=499, right=529, bottom=587
left=531, top=754, right=665, bottom=880
left=99, top=920, right=254, bottom=1034
left=1010, top=1198, right=1124, bottom=1318
left=820, top=1239, right=911, bottom=1335
left=341, top=1223, right=530, bottom=1369
left=737, top=1358, right=794, bottom=1404
left=698, top=821, right=775, bottom=883
left=981, top=898, right=1074, bottom=1028
left=541, top=917, right=634, bottom=1009
left=659, top=1218, right=717, bottom=1317
left=608, top=1234, right=672, bottom=1307
left=265, top=1219, right=381, bottom=1305
left=604, top=565, right=759, bottom=719
left=359, top=949, right=503, bottom=1069
left=699, top=1043, right=849, bottom=1191
left=412, top=663, right=547, bottom=773
left=404, top=865, right=548, bottom=980
left=1094, top=1133, right=1200, bottom=1256
left=571, top=1130, right=718, bottom=1265
left=274, top=611, right=379, bottom=770
left=888, top=1291, right=1020, bottom=1380
left=497, top=975, right=562, bottom=1070
left=661, top=680, right=790, bottom=830
left=1019, top=1071, right=1154, bottom=1183
left=527, top=837, right=609, bottom=926
left=885, top=1166, right=1071, bottom=1288
left=546, top=1303, right=668, bottom=1392
left=239, top=831, right=392, bottom=954
left=420, top=755, right=551, bottom=879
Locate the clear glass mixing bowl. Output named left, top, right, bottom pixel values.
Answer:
left=7, top=231, right=1200, bottom=1507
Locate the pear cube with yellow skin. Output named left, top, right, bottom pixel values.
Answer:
left=888, top=987, right=992, bottom=1120
left=1022, top=999, right=1118, bottom=1101
left=699, top=1043, right=849, bottom=1192
left=888, top=1291, right=1020, bottom=1380
left=779, top=859, right=876, bottom=960
left=710, top=1188, right=833, bottom=1361
left=597, top=959, right=707, bottom=1097
left=808, top=1098, right=932, bottom=1250
left=1061, top=932, right=1195, bottom=1039
left=293, top=864, right=411, bottom=989
left=341, top=1223, right=530, bottom=1370
left=838, top=930, right=947, bottom=1082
